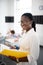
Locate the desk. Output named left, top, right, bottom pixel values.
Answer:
left=0, top=44, right=10, bottom=52
left=5, top=38, right=19, bottom=47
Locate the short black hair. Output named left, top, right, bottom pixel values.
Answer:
left=22, top=13, right=33, bottom=20
left=10, top=30, right=15, bottom=34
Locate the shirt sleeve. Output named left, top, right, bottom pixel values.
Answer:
left=27, top=35, right=40, bottom=63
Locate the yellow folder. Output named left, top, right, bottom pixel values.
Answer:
left=0, top=49, right=29, bottom=59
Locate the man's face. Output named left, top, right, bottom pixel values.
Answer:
left=21, top=16, right=32, bottom=31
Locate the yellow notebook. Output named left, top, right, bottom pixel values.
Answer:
left=0, top=49, right=29, bottom=59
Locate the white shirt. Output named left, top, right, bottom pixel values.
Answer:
left=19, top=28, right=40, bottom=65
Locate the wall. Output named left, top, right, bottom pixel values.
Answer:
left=0, top=0, right=32, bottom=34
left=36, top=24, right=43, bottom=46
left=0, top=0, right=8, bottom=35
left=6, top=0, right=14, bottom=32
left=32, top=0, right=43, bottom=15
left=32, top=0, right=43, bottom=46
left=0, top=0, right=14, bottom=36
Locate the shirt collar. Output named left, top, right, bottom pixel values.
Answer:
left=26, top=28, right=34, bottom=34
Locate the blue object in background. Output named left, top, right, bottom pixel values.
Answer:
left=14, top=45, right=20, bottom=50
left=0, top=37, right=5, bottom=44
